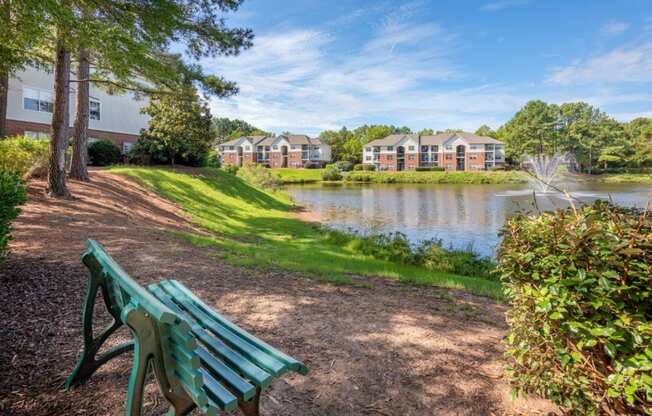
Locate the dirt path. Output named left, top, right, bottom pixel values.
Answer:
left=0, top=171, right=556, bottom=415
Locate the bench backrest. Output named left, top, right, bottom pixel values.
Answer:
left=83, top=240, right=216, bottom=414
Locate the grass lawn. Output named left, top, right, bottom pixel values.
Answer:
left=270, top=168, right=323, bottom=184
left=582, top=173, right=652, bottom=184
left=344, top=170, right=528, bottom=184
left=110, top=167, right=502, bottom=299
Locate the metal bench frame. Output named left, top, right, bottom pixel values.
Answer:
left=65, top=240, right=307, bottom=416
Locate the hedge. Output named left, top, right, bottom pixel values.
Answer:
left=0, top=171, right=27, bottom=263
left=88, top=139, right=121, bottom=166
left=498, top=201, right=651, bottom=414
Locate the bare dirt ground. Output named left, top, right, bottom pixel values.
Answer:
left=0, top=170, right=556, bottom=415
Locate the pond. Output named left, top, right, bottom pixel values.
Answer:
left=285, top=181, right=651, bottom=258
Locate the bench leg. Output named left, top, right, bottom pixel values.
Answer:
left=66, top=272, right=132, bottom=389
left=239, top=388, right=261, bottom=416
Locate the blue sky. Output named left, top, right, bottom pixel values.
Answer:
left=204, top=0, right=652, bottom=135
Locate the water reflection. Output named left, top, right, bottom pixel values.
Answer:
left=286, top=182, right=651, bottom=257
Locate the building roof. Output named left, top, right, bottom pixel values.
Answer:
left=282, top=134, right=312, bottom=145
left=220, top=135, right=273, bottom=147
left=368, top=132, right=503, bottom=147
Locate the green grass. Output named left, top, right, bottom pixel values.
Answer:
left=110, top=166, right=502, bottom=299
left=270, top=168, right=324, bottom=184
left=583, top=173, right=652, bottom=184
left=344, top=170, right=528, bottom=184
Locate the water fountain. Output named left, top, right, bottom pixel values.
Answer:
left=525, top=153, right=569, bottom=194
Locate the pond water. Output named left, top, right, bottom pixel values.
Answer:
left=285, top=181, right=651, bottom=258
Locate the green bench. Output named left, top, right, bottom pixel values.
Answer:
left=65, top=239, right=308, bottom=416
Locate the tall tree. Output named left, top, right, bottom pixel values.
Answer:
left=134, top=88, right=213, bottom=166
left=69, top=47, right=90, bottom=181
left=43, top=0, right=253, bottom=197
left=497, top=100, right=559, bottom=161
left=474, top=124, right=496, bottom=138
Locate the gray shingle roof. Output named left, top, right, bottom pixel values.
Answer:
left=367, top=132, right=503, bottom=147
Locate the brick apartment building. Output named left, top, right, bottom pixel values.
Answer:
left=362, top=132, right=505, bottom=171
left=4, top=65, right=149, bottom=153
left=219, top=134, right=331, bottom=168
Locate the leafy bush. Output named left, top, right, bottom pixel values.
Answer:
left=0, top=136, right=49, bottom=176
left=222, top=164, right=239, bottom=175
left=498, top=201, right=652, bottom=414
left=88, top=139, right=121, bottom=166
left=237, top=164, right=282, bottom=189
left=415, top=166, right=445, bottom=172
left=0, top=171, right=27, bottom=263
left=334, top=160, right=354, bottom=172
left=206, top=150, right=221, bottom=168
left=321, top=165, right=342, bottom=181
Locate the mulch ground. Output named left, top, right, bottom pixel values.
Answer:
left=0, top=170, right=557, bottom=415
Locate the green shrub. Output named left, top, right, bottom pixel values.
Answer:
left=334, top=160, right=354, bottom=172
left=344, top=170, right=527, bottom=184
left=88, top=139, right=121, bottom=166
left=222, top=164, right=239, bottom=175
left=303, top=161, right=322, bottom=169
left=415, top=166, right=445, bottom=172
left=237, top=164, right=282, bottom=189
left=353, top=163, right=364, bottom=171
left=321, top=166, right=342, bottom=181
left=0, top=136, right=49, bottom=176
left=206, top=150, right=221, bottom=168
left=0, top=171, right=27, bottom=263
left=498, top=201, right=652, bottom=414
left=362, top=164, right=376, bottom=171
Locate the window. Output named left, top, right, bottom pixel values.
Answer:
left=408, top=145, right=415, bottom=151
left=365, top=155, right=372, bottom=161
left=245, top=146, right=250, bottom=151
left=431, top=145, right=438, bottom=152
left=25, top=131, right=50, bottom=140
left=272, top=145, right=278, bottom=150
left=470, top=144, right=479, bottom=151
left=23, top=88, right=53, bottom=113
left=291, top=145, right=297, bottom=150
left=227, top=146, right=235, bottom=151
left=470, top=154, right=477, bottom=160
left=122, top=141, right=134, bottom=154
left=387, top=146, right=393, bottom=151
left=90, top=99, right=101, bottom=120
left=408, top=154, right=415, bottom=160
left=386, top=155, right=393, bottom=161
left=445, top=144, right=452, bottom=151
left=421, top=145, right=428, bottom=153
left=445, top=154, right=452, bottom=160
left=366, top=147, right=372, bottom=152
left=312, top=145, right=319, bottom=150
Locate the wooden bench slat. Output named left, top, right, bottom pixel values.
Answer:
left=149, top=284, right=273, bottom=389
left=199, top=368, right=238, bottom=412
left=168, top=279, right=309, bottom=375
left=160, top=281, right=287, bottom=376
left=196, top=346, right=257, bottom=401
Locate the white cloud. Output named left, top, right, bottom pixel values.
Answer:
left=480, top=0, right=529, bottom=12
left=601, top=21, right=630, bottom=36
left=546, top=42, right=652, bottom=85
left=611, top=110, right=652, bottom=121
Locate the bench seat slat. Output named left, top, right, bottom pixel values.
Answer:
left=196, top=347, right=256, bottom=401
left=149, top=284, right=273, bottom=389
left=168, top=279, right=308, bottom=375
left=159, top=281, right=287, bottom=376
left=199, top=368, right=238, bottom=412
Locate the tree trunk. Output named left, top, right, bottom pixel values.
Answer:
left=70, top=48, right=90, bottom=181
left=0, top=1, right=8, bottom=138
left=48, top=35, right=72, bottom=198
left=0, top=71, right=8, bottom=138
